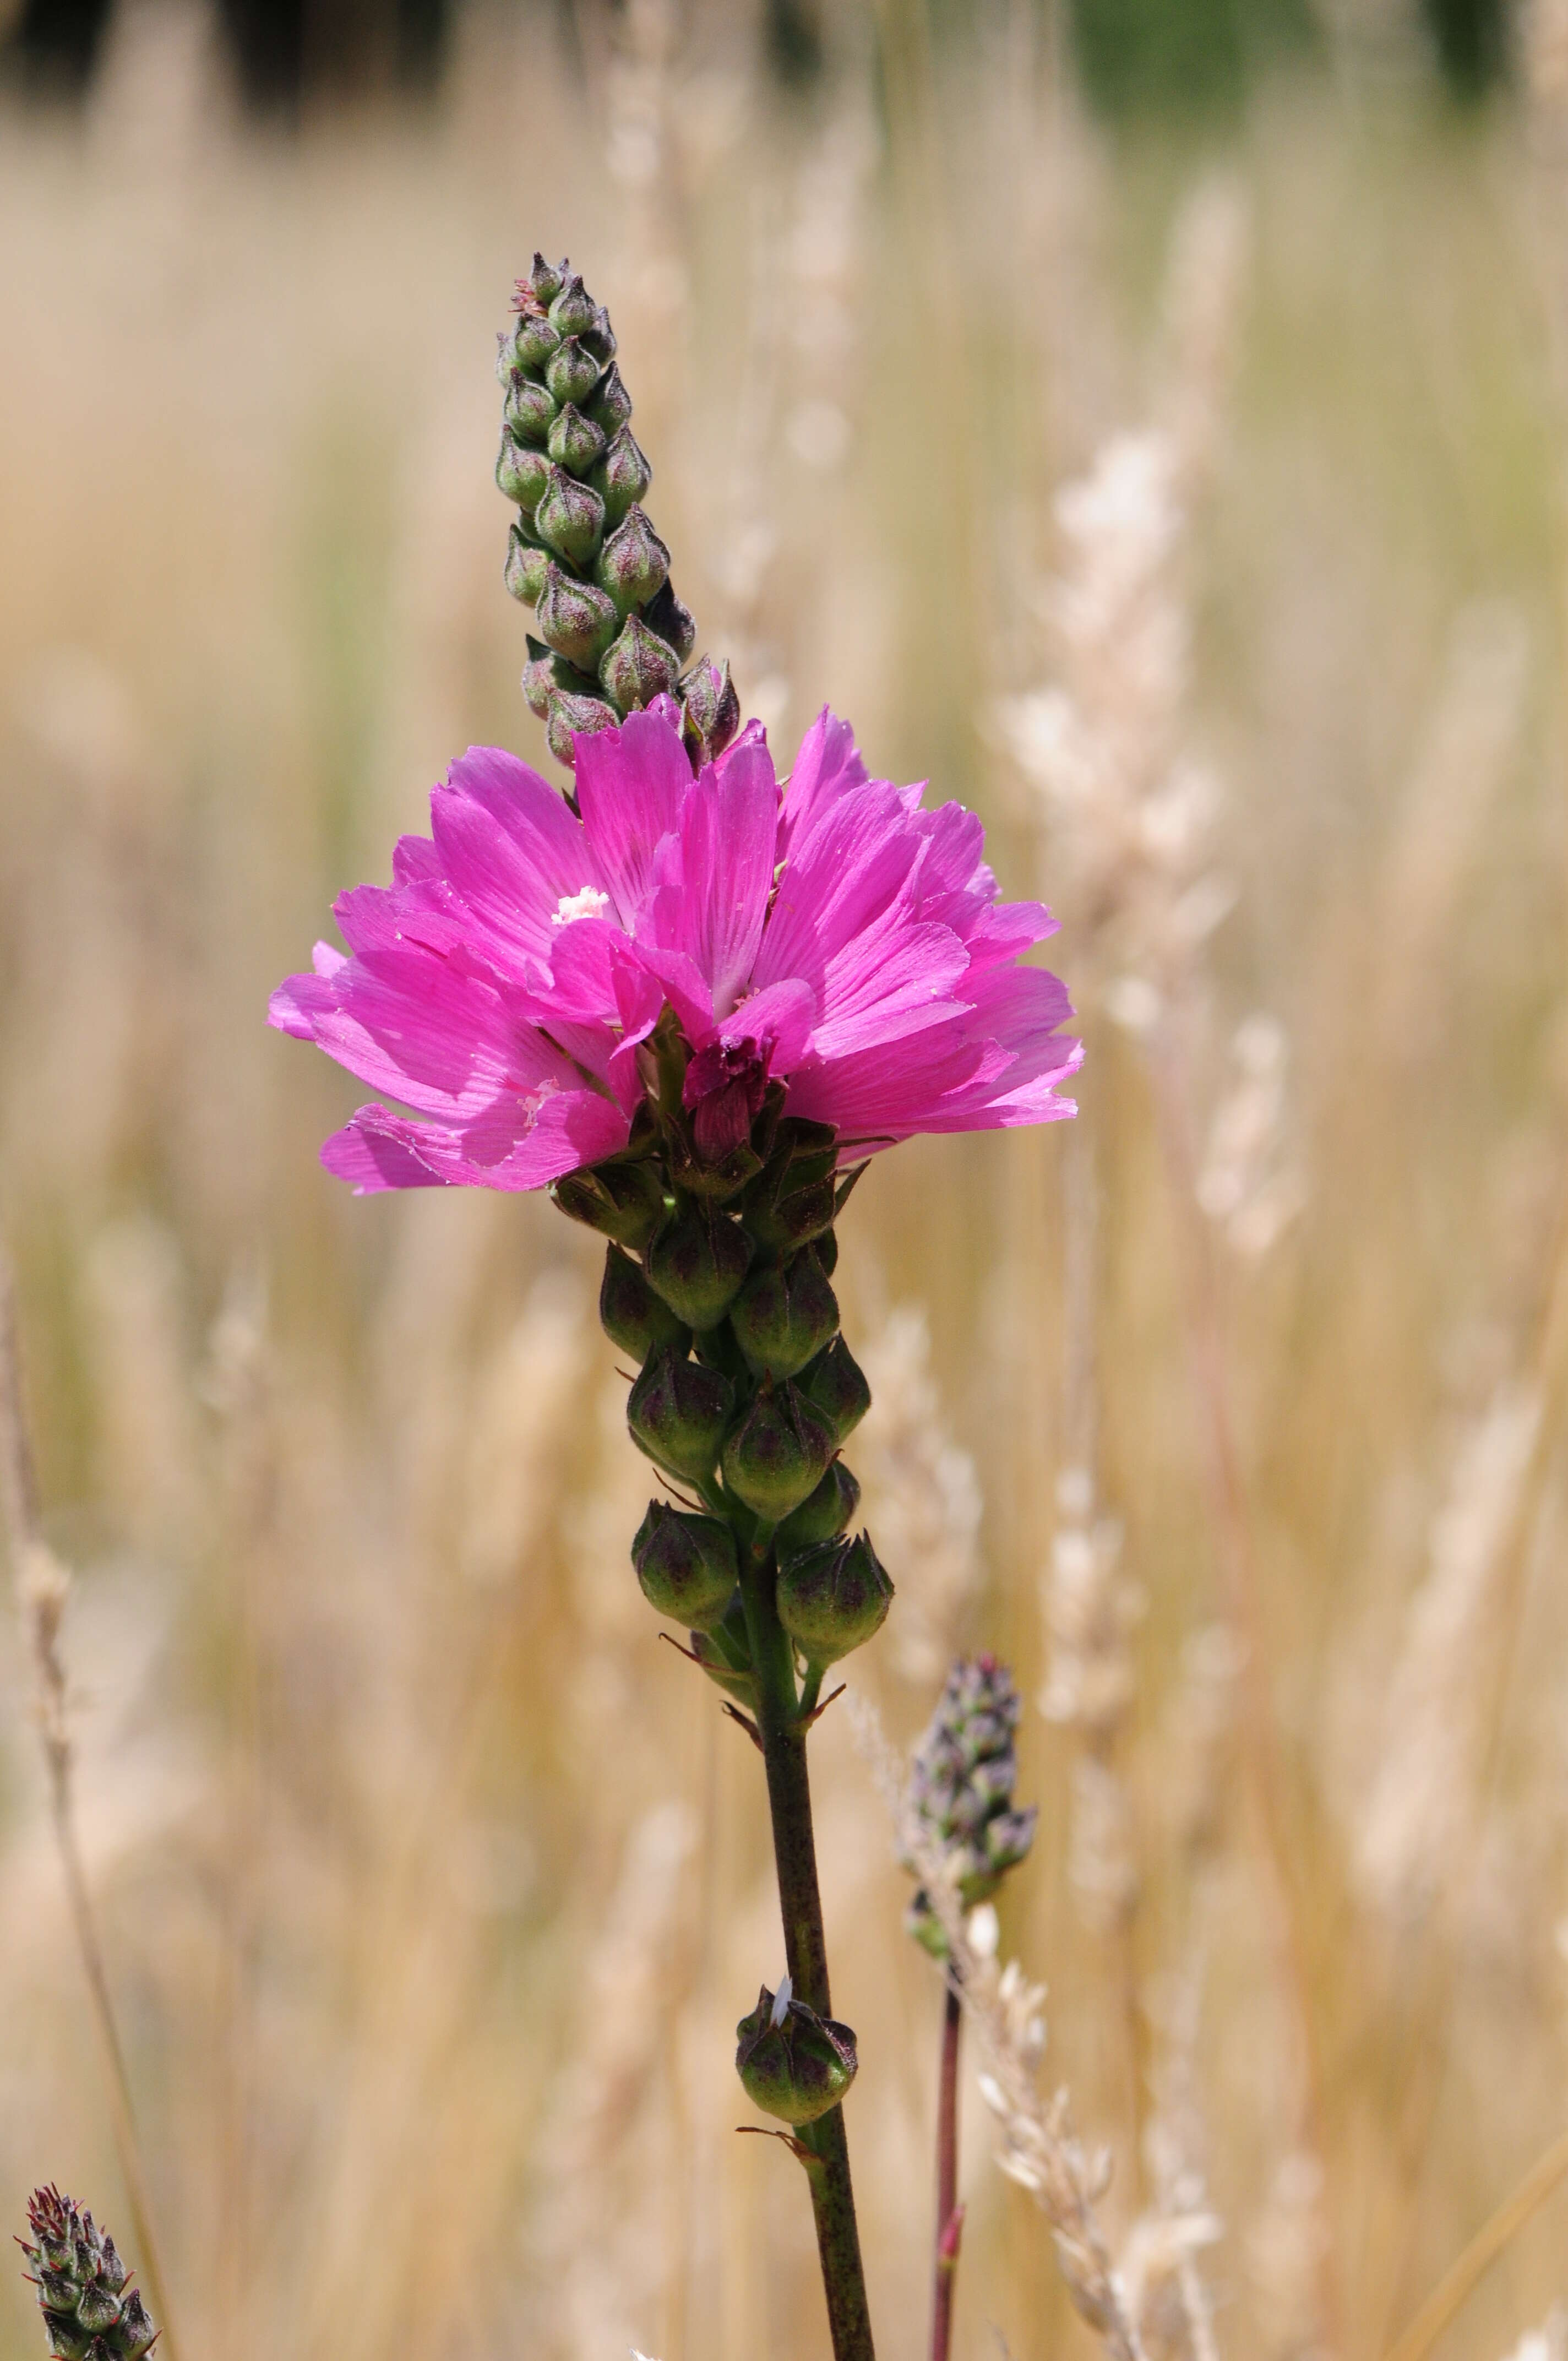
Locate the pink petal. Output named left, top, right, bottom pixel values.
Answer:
left=430, top=745, right=603, bottom=971
left=643, top=737, right=778, bottom=1015
left=776, top=708, right=869, bottom=856
left=575, top=707, right=693, bottom=929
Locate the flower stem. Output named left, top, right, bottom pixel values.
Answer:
left=930, top=1976, right=964, bottom=2361
left=739, top=1548, right=876, bottom=2361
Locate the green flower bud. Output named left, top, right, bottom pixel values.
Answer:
left=776, top=1531, right=893, bottom=1666
left=729, top=1247, right=839, bottom=1380
left=800, top=1336, right=871, bottom=1446
left=547, top=269, right=598, bottom=339
left=497, top=432, right=552, bottom=513
left=510, top=309, right=561, bottom=373
left=644, top=579, right=698, bottom=665
left=20, top=2189, right=157, bottom=2361
left=600, top=1244, right=691, bottom=1361
left=545, top=334, right=604, bottom=411
left=816, top=1227, right=839, bottom=1277
left=681, top=656, right=742, bottom=766
left=774, top=1458, right=860, bottom=1554
left=528, top=251, right=567, bottom=306
left=741, top=1118, right=840, bottom=1253
left=721, top=1381, right=835, bottom=1521
left=587, top=365, right=633, bottom=436
left=535, top=464, right=607, bottom=568
left=689, top=1593, right=755, bottom=1701
left=627, top=1345, right=733, bottom=1481
left=505, top=523, right=552, bottom=607
left=521, top=634, right=555, bottom=717
left=591, top=424, right=653, bottom=526
left=547, top=400, right=607, bottom=476
left=537, top=561, right=620, bottom=671
left=904, top=1656, right=1037, bottom=1946
left=549, top=1156, right=666, bottom=1249
left=595, top=503, right=670, bottom=613
left=632, top=1499, right=738, bottom=1629
left=735, top=1982, right=858, bottom=2126
left=546, top=688, right=619, bottom=769
left=646, top=1205, right=754, bottom=1330
left=600, top=613, right=682, bottom=715
left=584, top=302, right=618, bottom=367
left=984, top=1807, right=1037, bottom=1876
left=505, top=374, right=558, bottom=447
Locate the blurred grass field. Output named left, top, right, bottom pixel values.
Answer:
left=3, top=4, right=1568, bottom=2358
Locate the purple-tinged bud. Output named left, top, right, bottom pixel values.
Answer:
left=736, top=1983, right=858, bottom=2125
left=643, top=578, right=698, bottom=664
left=527, top=251, right=566, bottom=306
left=627, top=1344, right=733, bottom=1481
left=591, top=425, right=653, bottom=526
left=547, top=270, right=598, bottom=339
left=984, top=1805, right=1039, bottom=1875
left=510, top=308, right=562, bottom=373
left=594, top=503, right=670, bottom=613
left=20, top=2189, right=157, bottom=2361
left=632, top=1500, right=738, bottom=1629
left=547, top=400, right=607, bottom=475
left=646, top=1204, right=754, bottom=1330
left=904, top=1655, right=1036, bottom=1950
left=584, top=302, right=618, bottom=365
left=774, top=1457, right=860, bottom=1554
left=721, top=1380, right=835, bottom=1521
left=680, top=656, right=742, bottom=766
left=497, top=432, right=552, bottom=513
left=546, top=687, right=618, bottom=769
left=600, top=613, right=682, bottom=716
left=545, top=334, right=604, bottom=410
left=587, top=365, right=633, bottom=436
left=799, top=1336, right=870, bottom=1446
left=534, top=464, right=607, bottom=569
left=505, top=522, right=552, bottom=607
left=600, top=1243, right=691, bottom=1361
left=690, top=1600, right=755, bottom=1701
left=776, top=1530, right=893, bottom=1666
left=505, top=374, right=558, bottom=448
left=521, top=634, right=555, bottom=716
left=537, top=561, right=620, bottom=671
left=741, top=1118, right=840, bottom=1253
left=730, top=1248, right=839, bottom=1380
left=815, top=1227, right=839, bottom=1277
left=549, top=1156, right=666, bottom=1249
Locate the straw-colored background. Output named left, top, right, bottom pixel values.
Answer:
left=2, top=4, right=1567, bottom=2357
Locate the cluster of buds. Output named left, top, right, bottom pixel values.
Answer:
left=903, top=1654, right=1037, bottom=1959
left=553, top=1011, right=894, bottom=1696
left=497, top=253, right=740, bottom=771
left=736, top=1976, right=858, bottom=2126
left=17, top=2190, right=157, bottom=2360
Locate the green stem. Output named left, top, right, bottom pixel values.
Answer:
left=739, top=1549, right=876, bottom=2361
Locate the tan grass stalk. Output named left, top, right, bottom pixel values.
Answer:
left=1381, top=2127, right=1568, bottom=2361
left=854, top=1302, right=984, bottom=1686
left=0, top=1243, right=184, bottom=2361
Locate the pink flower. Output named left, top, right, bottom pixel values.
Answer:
left=269, top=700, right=1080, bottom=1193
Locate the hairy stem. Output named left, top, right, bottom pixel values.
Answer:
left=930, top=1977, right=964, bottom=2361
left=739, top=1548, right=876, bottom=2361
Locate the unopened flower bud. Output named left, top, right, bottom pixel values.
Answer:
left=775, top=1459, right=860, bottom=1554
left=729, top=1248, right=839, bottom=1380
left=600, top=1243, right=691, bottom=1361
left=904, top=1655, right=1037, bottom=1946
left=601, top=613, right=681, bottom=715
left=550, top=1156, right=666, bottom=1249
left=633, top=1500, right=738, bottom=1630
left=545, top=334, right=603, bottom=411
left=644, top=578, right=698, bottom=665
left=521, top=635, right=556, bottom=716
left=497, top=432, right=552, bottom=513
left=984, top=1807, right=1038, bottom=1875
left=528, top=251, right=566, bottom=306
left=776, top=1531, right=892, bottom=1665
left=627, top=1345, right=733, bottom=1479
left=537, top=562, right=620, bottom=671
left=721, top=1380, right=835, bottom=1521
left=799, top=1336, right=871, bottom=1445
left=595, top=503, right=670, bottom=613
left=680, top=655, right=743, bottom=766
left=547, top=401, right=607, bottom=475
left=736, top=1982, right=858, bottom=2125
left=689, top=1596, right=755, bottom=1701
left=535, top=464, right=607, bottom=569
left=546, top=688, right=618, bottom=768
left=547, top=270, right=598, bottom=339
left=742, top=1119, right=840, bottom=1252
left=505, top=374, right=558, bottom=447
left=509, top=308, right=561, bottom=373
left=591, top=425, right=653, bottom=526
left=646, top=1205, right=754, bottom=1330
left=587, top=364, right=633, bottom=436
left=584, top=302, right=618, bottom=365
left=20, top=2189, right=157, bottom=2361
left=505, top=523, right=552, bottom=607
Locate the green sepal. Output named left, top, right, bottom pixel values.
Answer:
left=600, top=1244, right=692, bottom=1362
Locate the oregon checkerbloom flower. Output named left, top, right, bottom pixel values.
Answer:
left=269, top=700, right=1080, bottom=1192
